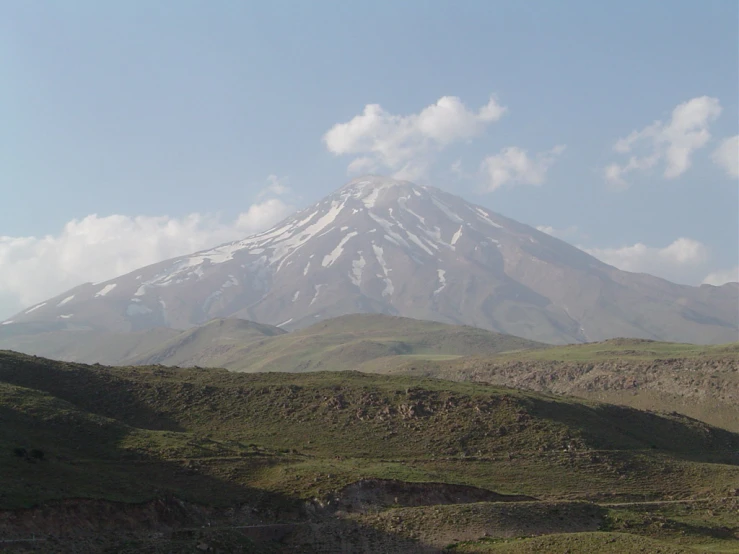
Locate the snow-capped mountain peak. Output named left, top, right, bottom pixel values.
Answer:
left=5, top=176, right=737, bottom=345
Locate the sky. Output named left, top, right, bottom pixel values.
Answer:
left=1, top=0, right=738, bottom=320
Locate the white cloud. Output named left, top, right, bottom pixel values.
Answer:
left=323, top=95, right=506, bottom=179
left=712, top=135, right=739, bottom=178
left=0, top=180, right=293, bottom=320
left=702, top=267, right=739, bottom=286
left=605, top=96, right=722, bottom=187
left=604, top=154, right=661, bottom=190
left=480, top=145, right=565, bottom=191
left=257, top=174, right=291, bottom=197
left=584, top=237, right=714, bottom=284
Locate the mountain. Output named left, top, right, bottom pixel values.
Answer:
left=4, top=175, right=737, bottom=344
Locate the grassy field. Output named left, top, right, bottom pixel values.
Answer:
left=445, top=498, right=739, bottom=553
left=446, top=532, right=697, bottom=553
left=492, top=338, right=739, bottom=362
left=1, top=349, right=737, bottom=552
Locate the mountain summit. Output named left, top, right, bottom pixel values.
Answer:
left=4, top=176, right=737, bottom=344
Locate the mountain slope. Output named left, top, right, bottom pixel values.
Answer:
left=0, top=322, right=180, bottom=365
left=4, top=175, right=737, bottom=344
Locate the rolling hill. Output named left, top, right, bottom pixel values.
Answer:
left=1, top=350, right=737, bottom=552
left=0, top=314, right=544, bottom=369
left=129, top=314, right=546, bottom=372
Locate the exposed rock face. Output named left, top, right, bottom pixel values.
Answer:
left=4, top=175, right=737, bottom=344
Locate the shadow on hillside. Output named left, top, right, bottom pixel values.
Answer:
left=0, top=447, right=440, bottom=553
left=529, top=396, right=739, bottom=465
left=0, top=352, right=185, bottom=431
left=0, top=372, right=440, bottom=552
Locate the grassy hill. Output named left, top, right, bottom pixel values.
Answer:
left=127, top=317, right=287, bottom=367
left=0, top=315, right=545, bottom=372
left=0, top=349, right=737, bottom=552
left=384, top=338, right=739, bottom=433
left=4, top=314, right=735, bottom=438
left=129, top=314, right=545, bottom=372
left=491, top=337, right=739, bottom=362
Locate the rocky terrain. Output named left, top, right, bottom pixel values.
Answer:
left=386, top=339, right=739, bottom=432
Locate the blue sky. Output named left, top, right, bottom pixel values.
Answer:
left=1, top=0, right=737, bottom=318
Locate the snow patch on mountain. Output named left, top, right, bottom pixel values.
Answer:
left=398, top=196, right=426, bottom=224
left=451, top=226, right=463, bottom=246
left=57, top=295, right=75, bottom=307
left=322, top=231, right=358, bottom=267
left=350, top=253, right=366, bottom=286
left=310, top=284, right=325, bottom=306
left=431, top=197, right=463, bottom=223
left=95, top=284, right=117, bottom=297
left=362, top=186, right=382, bottom=208
left=372, top=244, right=394, bottom=297
left=434, top=270, right=447, bottom=295
left=25, top=303, right=46, bottom=314
left=475, top=208, right=503, bottom=229
left=404, top=228, right=435, bottom=255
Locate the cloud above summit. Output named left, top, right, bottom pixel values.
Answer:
left=323, top=95, right=506, bottom=180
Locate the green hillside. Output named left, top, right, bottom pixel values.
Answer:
left=385, top=338, right=739, bottom=433
left=493, top=337, right=739, bottom=362
left=132, top=314, right=545, bottom=372
left=1, top=350, right=737, bottom=552
left=127, top=317, right=287, bottom=367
